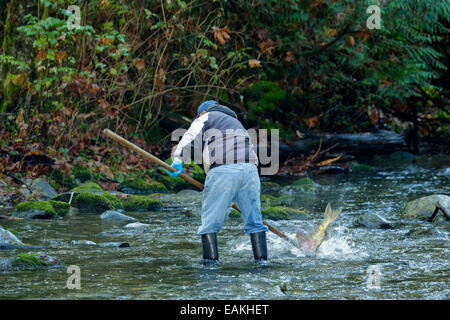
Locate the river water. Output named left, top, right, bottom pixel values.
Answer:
left=0, top=153, right=449, bottom=299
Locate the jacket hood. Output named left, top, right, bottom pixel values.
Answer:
left=206, top=104, right=238, bottom=119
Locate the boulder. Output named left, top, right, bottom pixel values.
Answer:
left=30, top=178, right=57, bottom=200
left=0, top=253, right=61, bottom=270
left=121, top=195, right=162, bottom=212
left=118, top=178, right=168, bottom=194
left=355, top=213, right=394, bottom=229
left=100, top=210, right=137, bottom=224
left=124, top=222, right=150, bottom=229
left=67, top=184, right=124, bottom=214
left=401, top=194, right=450, bottom=220
left=13, top=200, right=59, bottom=219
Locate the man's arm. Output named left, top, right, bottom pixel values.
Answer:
left=166, top=113, right=208, bottom=177
left=172, top=113, right=208, bottom=163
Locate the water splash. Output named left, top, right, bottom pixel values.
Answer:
left=316, top=225, right=369, bottom=260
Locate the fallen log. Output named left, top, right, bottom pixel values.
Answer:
left=279, top=130, right=406, bottom=161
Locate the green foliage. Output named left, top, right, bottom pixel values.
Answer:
left=70, top=182, right=103, bottom=192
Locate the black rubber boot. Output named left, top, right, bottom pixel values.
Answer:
left=250, top=231, right=268, bottom=262
left=201, top=233, right=219, bottom=265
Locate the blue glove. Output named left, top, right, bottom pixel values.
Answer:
left=166, top=159, right=183, bottom=178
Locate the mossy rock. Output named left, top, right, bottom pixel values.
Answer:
left=13, top=201, right=57, bottom=219
left=8, top=253, right=61, bottom=269
left=70, top=182, right=103, bottom=192
left=72, top=164, right=92, bottom=182
left=72, top=192, right=123, bottom=213
left=401, top=194, right=450, bottom=220
left=48, top=200, right=70, bottom=217
left=13, top=253, right=49, bottom=267
left=117, top=178, right=168, bottom=195
left=261, top=206, right=309, bottom=220
left=122, top=195, right=163, bottom=212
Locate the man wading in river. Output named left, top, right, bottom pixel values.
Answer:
left=166, top=100, right=268, bottom=264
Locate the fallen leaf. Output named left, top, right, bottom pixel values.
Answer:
left=248, top=59, right=261, bottom=68
left=307, top=116, right=319, bottom=128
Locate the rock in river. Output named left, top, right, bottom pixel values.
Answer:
left=100, top=210, right=137, bottom=224
left=30, top=178, right=57, bottom=200
left=0, top=225, right=22, bottom=244
left=124, top=222, right=150, bottom=229
left=402, top=194, right=450, bottom=220
left=355, top=213, right=394, bottom=229
left=12, top=200, right=69, bottom=219
left=0, top=253, right=61, bottom=270
left=121, top=195, right=162, bottom=211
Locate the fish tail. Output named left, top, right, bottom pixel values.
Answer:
left=322, top=202, right=342, bottom=227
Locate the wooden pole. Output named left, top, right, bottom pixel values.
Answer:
left=103, top=129, right=292, bottom=242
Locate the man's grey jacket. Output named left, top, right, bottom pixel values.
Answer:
left=172, top=104, right=258, bottom=173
